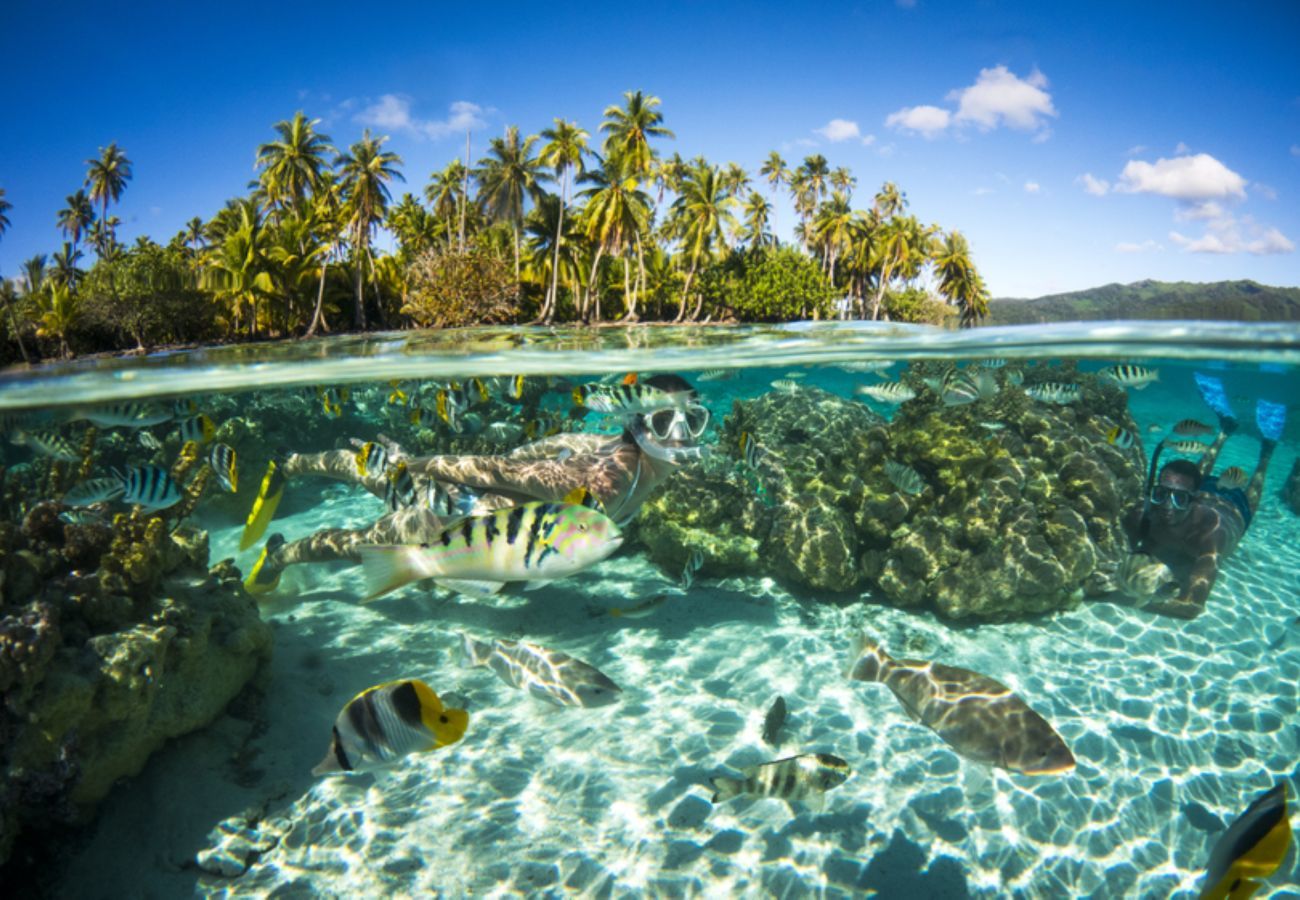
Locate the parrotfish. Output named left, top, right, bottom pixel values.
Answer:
left=312, top=679, right=468, bottom=776
left=847, top=637, right=1075, bottom=776
left=460, top=634, right=622, bottom=708
left=710, top=753, right=850, bottom=811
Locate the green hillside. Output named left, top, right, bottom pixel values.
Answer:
left=986, top=280, right=1300, bottom=324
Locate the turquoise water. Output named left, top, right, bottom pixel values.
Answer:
left=1, top=322, right=1297, bottom=898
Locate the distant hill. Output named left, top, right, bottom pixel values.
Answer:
left=985, top=280, right=1300, bottom=324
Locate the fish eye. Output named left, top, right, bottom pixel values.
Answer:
left=579, top=523, right=588, bottom=532
left=439, top=715, right=448, bottom=723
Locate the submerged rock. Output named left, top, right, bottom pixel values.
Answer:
left=1284, top=458, right=1300, bottom=517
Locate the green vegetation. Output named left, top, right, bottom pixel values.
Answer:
left=0, top=91, right=990, bottom=363
left=987, top=280, right=1300, bottom=324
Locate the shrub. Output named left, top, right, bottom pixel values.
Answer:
left=402, top=246, right=519, bottom=328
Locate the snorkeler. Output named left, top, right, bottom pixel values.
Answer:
left=240, top=374, right=710, bottom=594
left=1120, top=375, right=1286, bottom=619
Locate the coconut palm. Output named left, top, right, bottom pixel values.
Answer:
left=255, top=112, right=335, bottom=214
left=600, top=90, right=674, bottom=178
left=36, top=281, right=78, bottom=358
left=0, top=193, right=30, bottom=361
left=740, top=192, right=776, bottom=252
left=57, top=190, right=95, bottom=250
left=811, top=191, right=854, bottom=281
left=184, top=217, right=206, bottom=253
left=797, top=155, right=830, bottom=202
left=49, top=243, right=85, bottom=288
left=475, top=126, right=552, bottom=281
left=830, top=167, right=856, bottom=201
left=576, top=153, right=651, bottom=322
left=873, top=181, right=905, bottom=219
left=537, top=119, right=589, bottom=323
left=933, top=230, right=989, bottom=327
left=759, top=152, right=789, bottom=196
left=843, top=211, right=880, bottom=317
left=425, top=160, right=468, bottom=250
left=869, top=214, right=935, bottom=320
left=306, top=175, right=346, bottom=337
left=0, top=188, right=10, bottom=239
left=84, top=142, right=133, bottom=249
left=667, top=160, right=736, bottom=321
left=525, top=193, right=586, bottom=320
left=201, top=198, right=274, bottom=337
left=721, top=162, right=750, bottom=198
left=336, top=130, right=404, bottom=329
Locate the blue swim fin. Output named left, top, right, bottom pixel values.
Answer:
left=1193, top=372, right=1237, bottom=427
left=1256, top=400, right=1286, bottom=443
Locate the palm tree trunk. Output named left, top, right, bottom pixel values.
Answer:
left=307, top=258, right=329, bottom=337
left=585, top=246, right=605, bottom=324
left=543, top=168, right=567, bottom=324
left=459, top=130, right=470, bottom=253
left=871, top=260, right=893, bottom=321
left=675, top=258, right=698, bottom=323
left=353, top=227, right=367, bottom=330
left=5, top=298, right=30, bottom=363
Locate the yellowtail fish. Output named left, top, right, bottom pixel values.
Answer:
left=319, top=386, right=349, bottom=417
left=1217, top=466, right=1248, bottom=491
left=76, top=402, right=172, bottom=429
left=178, top=413, right=215, bottom=446
left=1106, top=426, right=1137, bottom=450
left=359, top=501, right=624, bottom=600
left=208, top=443, right=238, bottom=493
left=762, top=696, right=787, bottom=746
left=1025, top=382, right=1081, bottom=405
left=1173, top=418, right=1215, bottom=437
left=681, top=548, right=704, bottom=591
left=855, top=382, right=916, bottom=404
left=118, top=464, right=183, bottom=511
left=738, top=431, right=765, bottom=469
left=884, top=460, right=925, bottom=495
left=770, top=379, right=801, bottom=393
left=1197, top=783, right=1291, bottom=900
left=62, top=477, right=126, bottom=506
left=312, top=679, right=468, bottom=776
left=138, top=430, right=163, bottom=451
left=848, top=637, right=1075, bottom=776
left=1167, top=439, right=1209, bottom=456
left=710, top=753, right=850, bottom=811
left=384, top=461, right=417, bottom=512
left=387, top=379, right=408, bottom=405
left=573, top=382, right=691, bottom=414
left=1099, top=363, right=1158, bottom=389
left=11, top=429, right=80, bottom=461
left=609, top=592, right=670, bottom=619
left=355, top=442, right=389, bottom=478
left=460, top=633, right=622, bottom=707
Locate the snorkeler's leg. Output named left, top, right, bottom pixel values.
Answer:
left=283, top=449, right=387, bottom=495
left=1245, top=440, right=1277, bottom=515
left=1197, top=430, right=1232, bottom=479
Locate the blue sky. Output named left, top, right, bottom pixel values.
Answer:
left=2, top=0, right=1298, bottom=297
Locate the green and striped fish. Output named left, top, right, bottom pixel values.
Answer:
left=358, top=501, right=624, bottom=600
left=208, top=443, right=238, bottom=493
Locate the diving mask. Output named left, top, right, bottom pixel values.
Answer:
left=628, top=403, right=711, bottom=463
left=1150, top=485, right=1193, bottom=511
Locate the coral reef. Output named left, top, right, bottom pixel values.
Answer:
left=0, top=493, right=271, bottom=867
left=637, top=366, right=1143, bottom=620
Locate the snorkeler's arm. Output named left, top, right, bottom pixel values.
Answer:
left=1145, top=530, right=1225, bottom=619
left=408, top=454, right=590, bottom=502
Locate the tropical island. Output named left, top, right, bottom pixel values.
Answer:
left=0, top=91, right=992, bottom=365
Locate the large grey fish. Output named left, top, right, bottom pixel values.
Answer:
left=847, top=637, right=1075, bottom=776
left=710, top=753, right=850, bottom=811
left=460, top=634, right=622, bottom=708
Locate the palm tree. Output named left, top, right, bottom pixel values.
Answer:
left=798, top=155, right=830, bottom=202
left=524, top=193, right=585, bottom=320
left=600, top=90, right=674, bottom=178
left=576, top=153, right=651, bottom=322
left=811, top=191, right=853, bottom=281
left=37, top=281, right=78, bottom=358
left=843, top=211, right=880, bottom=318
left=668, top=160, right=736, bottom=321
left=50, top=242, right=85, bottom=288
left=537, top=119, right=589, bottom=323
left=201, top=198, right=273, bottom=337
left=475, top=125, right=552, bottom=280
left=0, top=189, right=30, bottom=361
left=184, top=217, right=206, bottom=253
left=336, top=130, right=404, bottom=329
left=722, top=162, right=750, bottom=198
left=759, top=152, right=789, bottom=196
left=424, top=160, right=468, bottom=250
left=830, top=167, right=856, bottom=201
left=933, top=230, right=989, bottom=327
left=84, top=143, right=133, bottom=249
left=20, top=255, right=48, bottom=298
left=306, top=175, right=346, bottom=337
left=740, top=192, right=776, bottom=252
left=386, top=193, right=439, bottom=260
left=869, top=214, right=935, bottom=320
left=0, top=188, right=10, bottom=239
left=255, top=112, right=335, bottom=215
left=57, top=190, right=95, bottom=250
left=874, top=181, right=905, bottom=219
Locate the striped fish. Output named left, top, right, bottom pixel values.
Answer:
left=76, top=402, right=172, bottom=429
left=358, top=501, right=624, bottom=600
left=1167, top=439, right=1209, bottom=456
left=837, top=360, right=894, bottom=373
left=312, top=679, right=468, bottom=776
left=855, top=381, right=917, bottom=404
left=1004, top=369, right=1025, bottom=387
left=697, top=369, right=737, bottom=381
left=1106, top=426, right=1137, bottom=450
left=319, top=386, right=349, bottom=417
left=138, top=430, right=163, bottom=450
left=425, top=480, right=478, bottom=520
left=385, top=462, right=417, bottom=512
left=979, top=358, right=1008, bottom=369
left=12, top=429, right=81, bottom=461
left=884, top=460, right=925, bottom=495
left=1173, top=418, right=1214, bottom=437
left=62, top=477, right=126, bottom=506
left=1217, top=466, right=1248, bottom=491
left=573, top=382, right=691, bottom=414
left=355, top=442, right=389, bottom=478
left=941, top=368, right=998, bottom=406
left=1025, top=382, right=1081, bottom=405
left=118, top=465, right=183, bottom=511
left=461, top=634, right=622, bottom=707
left=681, top=548, right=704, bottom=591
left=1099, top=363, right=1158, bottom=389
left=178, top=413, right=215, bottom=445
left=409, top=404, right=439, bottom=429
left=387, top=380, right=408, bottom=406
left=710, top=753, right=851, bottom=811
left=770, top=379, right=801, bottom=393
left=738, top=431, right=765, bottom=469
left=208, top=443, right=238, bottom=493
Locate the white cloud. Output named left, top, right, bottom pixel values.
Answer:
left=1115, top=240, right=1163, bottom=253
left=972, top=187, right=995, bottom=196
left=1292, top=144, right=1300, bottom=157
left=1024, top=181, right=1040, bottom=193
left=1116, top=153, right=1247, bottom=201
left=815, top=118, right=862, bottom=142
left=354, top=95, right=488, bottom=139
left=884, top=105, right=951, bottom=138
left=1077, top=173, right=1110, bottom=196
left=1170, top=213, right=1294, bottom=255
left=948, top=65, right=1057, bottom=132
left=861, top=134, right=877, bottom=146
left=1174, top=141, right=1190, bottom=154
left=1253, top=182, right=1278, bottom=200
left=1125, top=145, right=1148, bottom=157
left=1175, top=201, right=1225, bottom=221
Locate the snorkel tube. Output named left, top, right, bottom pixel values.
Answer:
left=1134, top=438, right=1167, bottom=551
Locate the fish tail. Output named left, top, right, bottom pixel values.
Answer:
left=847, top=633, right=891, bottom=681
left=357, top=545, right=441, bottom=601
left=710, top=776, right=743, bottom=803
left=460, top=633, right=490, bottom=668
left=238, top=460, right=285, bottom=551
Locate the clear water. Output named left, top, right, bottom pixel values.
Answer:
left=1, top=322, right=1297, bottom=898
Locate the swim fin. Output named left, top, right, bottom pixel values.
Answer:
left=1256, top=400, right=1286, bottom=444
left=239, top=460, right=286, bottom=551
left=1193, top=372, right=1237, bottom=431
left=244, top=533, right=285, bottom=596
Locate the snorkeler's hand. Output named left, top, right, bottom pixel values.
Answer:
left=374, top=433, right=409, bottom=464
left=1117, top=553, right=1176, bottom=599
left=1142, top=595, right=1204, bottom=619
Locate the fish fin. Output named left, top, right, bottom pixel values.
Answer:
left=521, top=580, right=551, bottom=592
left=709, top=776, right=742, bottom=803
left=239, top=460, right=285, bottom=551
left=311, top=748, right=343, bottom=777
left=846, top=633, right=890, bottom=681
left=243, top=533, right=285, bottom=597
left=435, top=578, right=506, bottom=598
left=802, top=791, right=826, bottom=814
left=460, top=633, right=489, bottom=667
left=357, top=544, right=441, bottom=601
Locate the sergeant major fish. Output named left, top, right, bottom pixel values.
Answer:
left=884, top=460, right=925, bottom=495
left=118, top=465, right=183, bottom=511
left=710, top=753, right=850, bottom=811
left=1025, top=382, right=1082, bottom=405
left=358, top=501, right=624, bottom=600
left=573, top=382, right=691, bottom=414
left=847, top=636, right=1075, bottom=776
left=1099, top=363, right=1158, bottom=389
left=460, top=634, right=622, bottom=708
left=1217, top=466, right=1248, bottom=491
left=74, top=402, right=172, bottom=429
left=62, top=477, right=127, bottom=507
left=854, top=382, right=916, bottom=404
left=11, top=430, right=80, bottom=461
left=312, top=679, right=468, bottom=776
